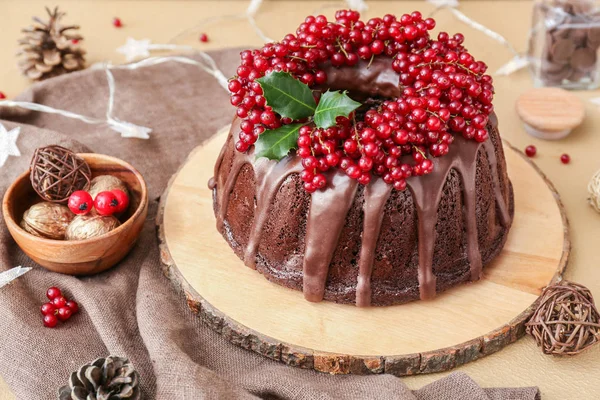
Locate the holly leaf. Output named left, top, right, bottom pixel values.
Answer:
left=257, top=72, right=316, bottom=120
left=313, top=90, right=361, bottom=129
left=254, top=123, right=304, bottom=160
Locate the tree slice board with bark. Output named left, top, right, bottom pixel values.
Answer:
left=157, top=125, right=569, bottom=376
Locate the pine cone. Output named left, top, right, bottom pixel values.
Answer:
left=58, top=356, right=140, bottom=400
left=17, top=6, right=86, bottom=81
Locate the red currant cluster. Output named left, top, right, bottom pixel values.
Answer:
left=41, top=287, right=79, bottom=328
left=228, top=10, right=495, bottom=192
left=68, top=189, right=129, bottom=216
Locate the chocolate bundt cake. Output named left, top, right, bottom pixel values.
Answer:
left=209, top=10, right=514, bottom=306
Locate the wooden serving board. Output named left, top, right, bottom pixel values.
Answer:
left=157, top=125, right=569, bottom=376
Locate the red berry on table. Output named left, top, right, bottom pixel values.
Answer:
left=94, top=191, right=120, bottom=216
left=68, top=190, right=94, bottom=215
left=41, top=302, right=56, bottom=316
left=112, top=17, right=122, bottom=28
left=46, top=286, right=62, bottom=300
left=43, top=314, right=58, bottom=328
left=57, top=307, right=73, bottom=322
left=111, top=189, right=130, bottom=213
left=52, top=296, right=67, bottom=308
left=525, top=145, right=537, bottom=157
left=199, top=33, right=209, bottom=42
left=66, top=300, right=79, bottom=314
left=560, top=153, right=570, bottom=164
left=0, top=91, right=5, bottom=99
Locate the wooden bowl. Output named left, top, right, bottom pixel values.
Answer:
left=2, top=153, right=148, bottom=275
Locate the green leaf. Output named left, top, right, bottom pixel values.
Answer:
left=254, top=123, right=304, bottom=160
left=313, top=90, right=361, bottom=129
left=257, top=72, right=316, bottom=120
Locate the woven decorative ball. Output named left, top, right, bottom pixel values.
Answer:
left=30, top=145, right=91, bottom=203
left=526, top=281, right=600, bottom=356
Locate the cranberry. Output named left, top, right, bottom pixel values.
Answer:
left=66, top=300, right=79, bottom=314
left=112, top=17, right=122, bottom=28
left=0, top=91, right=5, bottom=99
left=43, top=314, right=58, bottom=328
left=199, top=33, right=209, bottom=43
left=52, top=296, right=67, bottom=308
left=57, top=307, right=73, bottom=322
left=94, top=191, right=120, bottom=216
left=111, top=189, right=130, bottom=213
left=68, top=191, right=94, bottom=215
left=41, top=302, right=56, bottom=316
left=46, top=287, right=62, bottom=300
left=560, top=153, right=570, bottom=164
left=525, top=145, right=537, bottom=157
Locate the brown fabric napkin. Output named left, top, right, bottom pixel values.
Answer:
left=0, top=49, right=541, bottom=400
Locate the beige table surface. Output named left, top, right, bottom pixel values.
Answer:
left=1, top=0, right=599, bottom=398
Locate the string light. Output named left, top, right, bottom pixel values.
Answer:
left=0, top=0, right=523, bottom=153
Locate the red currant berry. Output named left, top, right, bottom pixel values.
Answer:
left=41, top=302, right=56, bottom=316
left=66, top=300, right=79, bottom=314
left=68, top=191, right=93, bottom=215
left=312, top=174, right=327, bottom=189
left=53, top=296, right=67, bottom=308
left=357, top=173, right=371, bottom=185
left=393, top=179, right=407, bottom=191
left=300, top=169, right=314, bottom=183
left=0, top=92, right=5, bottom=99
left=474, top=129, right=488, bottom=143
left=525, top=145, right=537, bottom=157
left=260, top=111, right=276, bottom=125
left=46, top=286, right=62, bottom=300
left=315, top=70, right=327, bottom=84
left=43, top=314, right=58, bottom=328
left=112, top=17, right=123, bottom=28
left=304, top=182, right=317, bottom=193
left=560, top=153, right=570, bottom=164
left=228, top=79, right=242, bottom=93
left=346, top=165, right=361, bottom=179
left=111, top=189, right=130, bottom=213
left=235, top=141, right=249, bottom=152
left=199, top=33, right=209, bottom=43
left=57, top=307, right=73, bottom=322
left=94, top=191, right=120, bottom=216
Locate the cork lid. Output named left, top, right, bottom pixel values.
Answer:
left=516, top=87, right=585, bottom=133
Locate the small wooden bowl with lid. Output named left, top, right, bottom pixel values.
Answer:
left=2, top=153, right=148, bottom=276
left=516, top=87, right=585, bottom=140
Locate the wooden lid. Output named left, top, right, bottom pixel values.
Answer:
left=515, top=87, right=585, bottom=133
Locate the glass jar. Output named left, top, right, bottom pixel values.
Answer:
left=528, top=0, right=600, bottom=89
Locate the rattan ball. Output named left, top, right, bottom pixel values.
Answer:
left=30, top=145, right=91, bottom=203
left=526, top=281, right=600, bottom=356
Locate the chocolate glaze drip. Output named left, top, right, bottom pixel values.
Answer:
left=356, top=179, right=392, bottom=307
left=303, top=170, right=358, bottom=302
left=243, top=156, right=302, bottom=269
left=406, top=135, right=482, bottom=300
